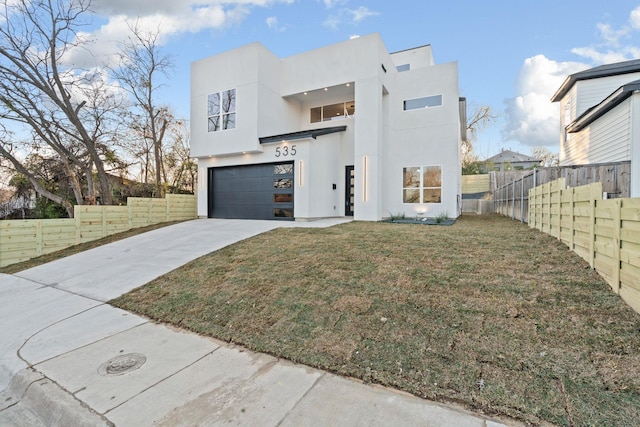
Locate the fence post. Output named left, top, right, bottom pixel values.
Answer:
left=569, top=187, right=575, bottom=251
left=102, top=207, right=107, bottom=238
left=127, top=198, right=133, bottom=230
left=612, top=198, right=622, bottom=293
left=148, top=198, right=153, bottom=226
left=520, top=177, right=524, bottom=223
left=545, top=182, right=551, bottom=234
left=35, top=220, right=43, bottom=257
left=554, top=180, right=562, bottom=240
left=528, top=188, right=533, bottom=227
left=588, top=185, right=599, bottom=269
left=511, top=180, right=515, bottom=220
left=75, top=207, right=82, bottom=245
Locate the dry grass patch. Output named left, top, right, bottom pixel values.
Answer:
left=111, top=214, right=640, bottom=426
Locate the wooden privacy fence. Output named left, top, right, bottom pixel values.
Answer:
left=494, top=174, right=531, bottom=222
left=494, top=161, right=631, bottom=224
left=529, top=178, right=640, bottom=314
left=0, top=194, right=196, bottom=268
left=461, top=175, right=490, bottom=194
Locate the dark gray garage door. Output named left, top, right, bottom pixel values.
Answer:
left=208, top=162, right=294, bottom=220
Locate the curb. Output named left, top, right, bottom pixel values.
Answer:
left=0, top=368, right=111, bottom=426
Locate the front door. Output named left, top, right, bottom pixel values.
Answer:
left=345, top=165, right=354, bottom=216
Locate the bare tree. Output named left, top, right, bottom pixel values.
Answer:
left=113, top=23, right=173, bottom=197
left=163, top=120, right=196, bottom=193
left=462, top=105, right=496, bottom=173
left=0, top=0, right=119, bottom=207
left=532, top=146, right=559, bottom=167
left=0, top=137, right=74, bottom=216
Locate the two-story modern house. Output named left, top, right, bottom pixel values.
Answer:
left=191, top=33, right=463, bottom=221
left=551, top=59, right=640, bottom=197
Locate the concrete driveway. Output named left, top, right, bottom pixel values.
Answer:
left=0, top=218, right=515, bottom=426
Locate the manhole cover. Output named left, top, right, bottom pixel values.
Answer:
left=98, top=353, right=146, bottom=376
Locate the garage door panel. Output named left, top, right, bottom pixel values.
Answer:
left=208, top=162, right=294, bottom=220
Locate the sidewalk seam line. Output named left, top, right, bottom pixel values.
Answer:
left=102, top=346, right=221, bottom=416
left=18, top=309, right=149, bottom=368
left=275, top=371, right=326, bottom=427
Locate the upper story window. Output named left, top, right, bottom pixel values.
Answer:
left=310, top=101, right=355, bottom=123
left=208, top=89, right=236, bottom=132
left=403, top=95, right=442, bottom=111
left=396, top=64, right=410, bottom=72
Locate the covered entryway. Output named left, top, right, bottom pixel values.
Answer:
left=208, top=162, right=294, bottom=220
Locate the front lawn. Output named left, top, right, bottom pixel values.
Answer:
left=111, top=214, right=640, bottom=426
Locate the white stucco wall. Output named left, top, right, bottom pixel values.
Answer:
left=389, top=45, right=434, bottom=70
left=191, top=33, right=461, bottom=220
left=383, top=61, right=461, bottom=219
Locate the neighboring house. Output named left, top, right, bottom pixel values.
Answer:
left=551, top=59, right=640, bottom=197
left=481, top=149, right=541, bottom=172
left=190, top=33, right=463, bottom=221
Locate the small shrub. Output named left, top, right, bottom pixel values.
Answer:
left=389, top=212, right=406, bottom=221
left=435, top=211, right=449, bottom=224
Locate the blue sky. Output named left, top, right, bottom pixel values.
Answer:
left=85, top=0, right=640, bottom=160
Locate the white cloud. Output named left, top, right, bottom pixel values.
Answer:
left=569, top=46, right=637, bottom=64
left=64, top=0, right=293, bottom=68
left=571, top=6, right=640, bottom=64
left=502, top=55, right=588, bottom=148
left=503, top=5, right=640, bottom=148
left=323, top=6, right=378, bottom=29
left=349, top=6, right=377, bottom=23
left=266, top=15, right=286, bottom=31
left=631, top=6, right=640, bottom=28
left=319, top=0, right=347, bottom=8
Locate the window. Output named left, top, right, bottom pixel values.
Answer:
left=310, top=101, right=355, bottom=123
left=396, top=63, right=410, bottom=72
left=403, top=95, right=442, bottom=111
left=274, top=178, right=293, bottom=189
left=274, top=164, right=294, bottom=175
left=208, top=89, right=236, bottom=132
left=403, top=165, right=441, bottom=203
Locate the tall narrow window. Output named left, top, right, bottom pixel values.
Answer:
left=403, top=165, right=442, bottom=203
left=402, top=167, right=421, bottom=203
left=208, top=89, right=236, bottom=132
left=422, top=166, right=442, bottom=203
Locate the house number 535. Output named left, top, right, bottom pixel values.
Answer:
left=275, top=145, right=296, bottom=157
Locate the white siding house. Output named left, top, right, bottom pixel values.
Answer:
left=191, top=34, right=463, bottom=221
left=551, top=59, right=640, bottom=197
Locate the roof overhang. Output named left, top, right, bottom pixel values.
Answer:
left=259, top=125, right=347, bottom=144
left=551, top=59, right=640, bottom=102
left=567, top=80, right=640, bottom=133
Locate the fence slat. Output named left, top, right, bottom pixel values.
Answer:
left=523, top=178, right=639, bottom=315
left=494, top=161, right=630, bottom=224
left=0, top=194, right=196, bottom=268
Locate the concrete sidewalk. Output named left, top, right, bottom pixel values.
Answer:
left=0, top=218, right=519, bottom=426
